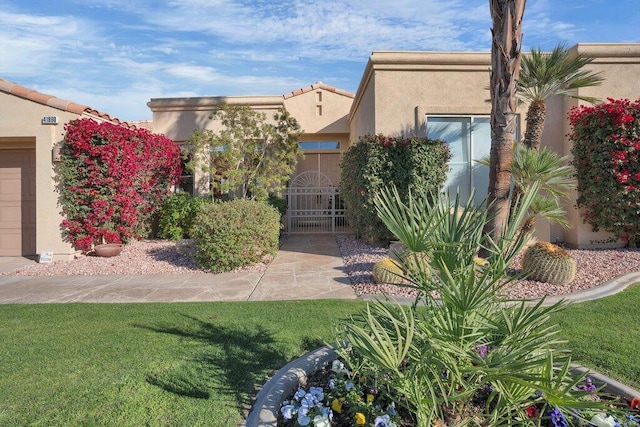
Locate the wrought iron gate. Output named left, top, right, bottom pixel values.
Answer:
left=284, top=171, right=348, bottom=234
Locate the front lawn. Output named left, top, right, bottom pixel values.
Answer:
left=0, top=288, right=637, bottom=426
left=0, top=301, right=367, bottom=426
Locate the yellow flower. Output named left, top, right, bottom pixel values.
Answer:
left=366, top=393, right=375, bottom=404
left=331, top=398, right=343, bottom=413
left=355, top=412, right=366, bottom=425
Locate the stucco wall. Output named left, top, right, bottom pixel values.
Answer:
left=283, top=88, right=352, bottom=135
left=350, top=52, right=495, bottom=139
left=149, top=96, right=284, bottom=143
left=349, top=72, right=376, bottom=139
left=349, top=46, right=640, bottom=248
left=0, top=92, right=80, bottom=259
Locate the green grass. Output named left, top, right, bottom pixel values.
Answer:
left=551, top=284, right=640, bottom=391
left=0, top=289, right=638, bottom=426
left=0, top=300, right=367, bottom=426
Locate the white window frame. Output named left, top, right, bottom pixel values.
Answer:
left=426, top=115, right=492, bottom=204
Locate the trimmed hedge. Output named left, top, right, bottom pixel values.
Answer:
left=191, top=199, right=281, bottom=272
left=340, top=134, right=450, bottom=242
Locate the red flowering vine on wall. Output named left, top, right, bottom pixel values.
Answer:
left=569, top=98, right=640, bottom=246
left=58, top=119, right=182, bottom=252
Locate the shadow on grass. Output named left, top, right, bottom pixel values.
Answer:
left=135, top=314, right=290, bottom=410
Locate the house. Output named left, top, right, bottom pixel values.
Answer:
left=149, top=43, right=640, bottom=248
left=0, top=77, right=137, bottom=259
left=1, top=43, right=639, bottom=261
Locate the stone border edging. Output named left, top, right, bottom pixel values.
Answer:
left=244, top=345, right=640, bottom=426
left=244, top=346, right=338, bottom=427
left=539, top=271, right=640, bottom=306
left=359, top=272, right=640, bottom=307
left=570, top=365, right=640, bottom=402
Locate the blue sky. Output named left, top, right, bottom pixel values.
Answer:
left=1, top=0, right=638, bottom=122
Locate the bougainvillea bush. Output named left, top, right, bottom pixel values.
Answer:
left=58, top=119, right=182, bottom=252
left=569, top=98, right=640, bottom=246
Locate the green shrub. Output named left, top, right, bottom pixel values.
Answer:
left=340, top=134, right=450, bottom=243
left=266, top=194, right=287, bottom=218
left=191, top=199, right=280, bottom=272
left=157, top=193, right=209, bottom=240
left=337, top=183, right=616, bottom=425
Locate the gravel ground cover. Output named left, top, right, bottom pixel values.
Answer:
left=1, top=240, right=267, bottom=277
left=335, top=234, right=640, bottom=299
left=4, top=236, right=640, bottom=300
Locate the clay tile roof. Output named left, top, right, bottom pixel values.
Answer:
left=0, top=76, right=138, bottom=128
left=282, top=82, right=355, bottom=99
left=130, top=120, right=154, bottom=132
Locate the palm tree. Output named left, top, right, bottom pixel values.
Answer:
left=484, top=0, right=526, bottom=244
left=519, top=43, right=604, bottom=151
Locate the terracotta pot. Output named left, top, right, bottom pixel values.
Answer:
left=94, top=243, right=123, bottom=258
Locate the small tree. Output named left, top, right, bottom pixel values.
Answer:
left=569, top=98, right=640, bottom=247
left=186, top=103, right=303, bottom=201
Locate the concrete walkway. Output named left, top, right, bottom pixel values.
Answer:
left=0, top=234, right=357, bottom=304
left=2, top=234, right=639, bottom=305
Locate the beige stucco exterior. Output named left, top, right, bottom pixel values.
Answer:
left=350, top=51, right=496, bottom=137
left=0, top=92, right=79, bottom=258
left=148, top=82, right=354, bottom=191
left=148, top=43, right=640, bottom=248
left=349, top=44, right=640, bottom=248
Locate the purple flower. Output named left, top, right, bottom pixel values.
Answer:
left=577, top=377, right=597, bottom=392
left=477, top=345, right=489, bottom=358
left=549, top=408, right=569, bottom=427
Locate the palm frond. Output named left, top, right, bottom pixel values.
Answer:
left=517, top=43, right=604, bottom=103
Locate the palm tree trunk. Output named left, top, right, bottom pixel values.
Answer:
left=483, top=0, right=526, bottom=248
left=523, top=99, right=546, bottom=150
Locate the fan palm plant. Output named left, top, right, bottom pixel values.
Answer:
left=336, top=184, right=621, bottom=426
left=477, top=144, right=575, bottom=238
left=511, top=144, right=575, bottom=235
left=519, top=43, right=604, bottom=151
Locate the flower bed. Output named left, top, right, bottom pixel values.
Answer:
left=246, top=346, right=640, bottom=427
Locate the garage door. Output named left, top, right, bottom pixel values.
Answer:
left=0, top=149, right=36, bottom=256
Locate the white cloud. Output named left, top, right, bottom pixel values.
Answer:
left=0, top=0, right=636, bottom=122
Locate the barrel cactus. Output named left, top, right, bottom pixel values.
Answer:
left=521, top=241, right=576, bottom=286
left=373, top=257, right=405, bottom=284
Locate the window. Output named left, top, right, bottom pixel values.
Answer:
left=426, top=116, right=491, bottom=205
left=298, top=141, right=340, bottom=150
left=178, top=152, right=194, bottom=194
